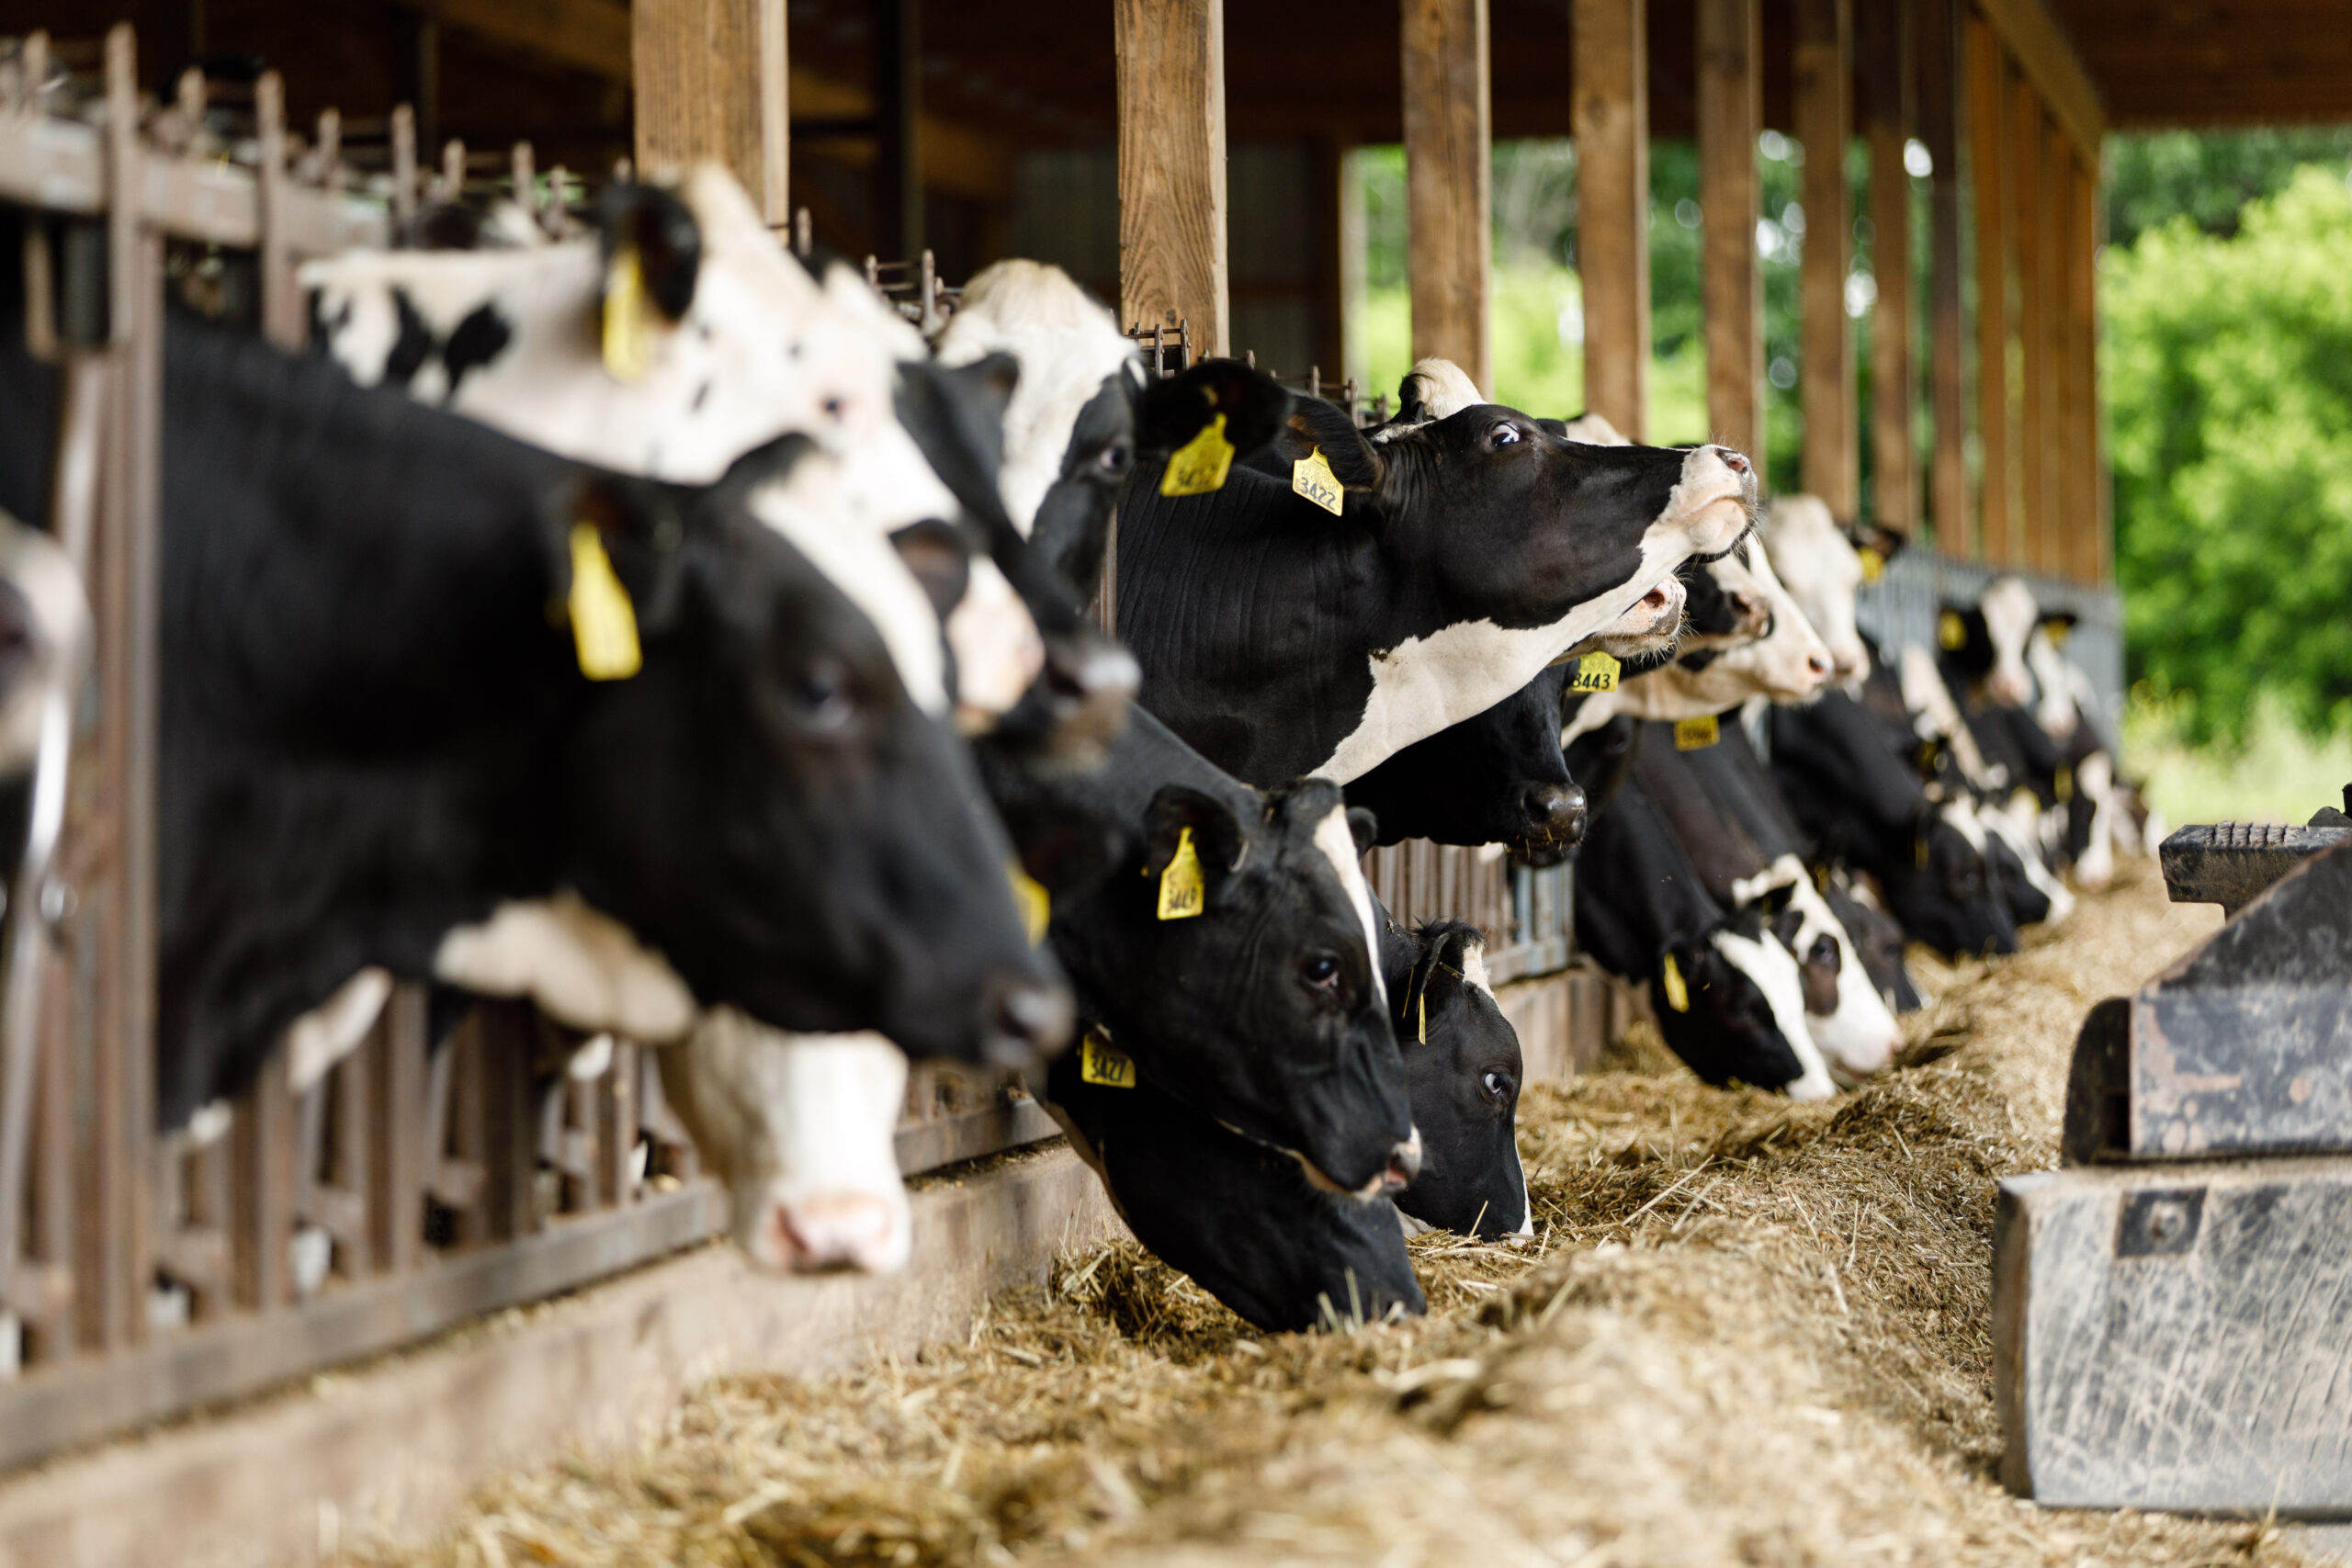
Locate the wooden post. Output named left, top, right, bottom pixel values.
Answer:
left=1116, top=0, right=1230, bottom=359
left=870, top=0, right=921, bottom=257
left=2070, top=152, right=2105, bottom=584
left=2008, top=76, right=2044, bottom=575
left=1406, top=0, right=1493, bottom=395
left=1966, top=17, right=2012, bottom=565
left=1794, top=0, right=1855, bottom=513
left=1312, top=139, right=1358, bottom=394
left=1696, top=0, right=1762, bottom=457
left=2040, top=113, right=2073, bottom=579
left=1860, top=0, right=1913, bottom=529
left=1918, top=0, right=1968, bottom=553
left=1571, top=0, right=1643, bottom=434
left=632, top=0, right=791, bottom=223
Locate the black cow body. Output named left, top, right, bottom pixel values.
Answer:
left=0, top=260, right=1060, bottom=1128
left=1384, top=917, right=1530, bottom=1239
left=1117, top=395, right=1756, bottom=787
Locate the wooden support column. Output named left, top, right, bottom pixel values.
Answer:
left=1697, top=0, right=1762, bottom=458
left=870, top=0, right=921, bottom=257
left=1406, top=0, right=1493, bottom=395
left=632, top=0, right=791, bottom=223
left=2008, top=76, right=2045, bottom=575
left=1572, top=0, right=1645, bottom=435
left=1918, top=0, right=1968, bottom=552
left=1116, top=0, right=1230, bottom=358
left=1966, top=17, right=2012, bottom=565
left=1313, top=139, right=1362, bottom=389
left=2039, top=114, right=2073, bottom=579
left=2070, top=152, right=2105, bottom=584
left=1860, top=0, right=1914, bottom=529
left=1793, top=0, right=1854, bottom=513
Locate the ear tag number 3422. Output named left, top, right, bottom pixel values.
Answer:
left=1291, top=446, right=1345, bottom=515
left=1160, top=413, right=1234, bottom=497
left=1156, top=826, right=1206, bottom=920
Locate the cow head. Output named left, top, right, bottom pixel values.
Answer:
left=658, top=1016, right=912, bottom=1274
left=1823, top=882, right=1923, bottom=1012
left=1762, top=493, right=1899, bottom=683
left=1939, top=575, right=2040, bottom=708
left=1387, top=920, right=1532, bottom=1240
left=1623, top=537, right=1835, bottom=715
left=1341, top=661, right=1588, bottom=865
left=1761, top=869, right=1900, bottom=1085
left=1647, top=928, right=1831, bottom=1099
left=1060, top=778, right=1418, bottom=1198
left=1876, top=803, right=2020, bottom=958
left=551, top=441, right=1072, bottom=1068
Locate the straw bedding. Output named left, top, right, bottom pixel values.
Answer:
left=344, top=863, right=2322, bottom=1568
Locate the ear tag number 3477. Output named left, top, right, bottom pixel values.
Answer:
left=1160, top=414, right=1234, bottom=497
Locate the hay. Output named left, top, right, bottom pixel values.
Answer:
left=341, top=864, right=2321, bottom=1568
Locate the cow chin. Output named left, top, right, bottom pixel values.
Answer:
left=751, top=1188, right=912, bottom=1275
left=1286, top=1124, right=1422, bottom=1202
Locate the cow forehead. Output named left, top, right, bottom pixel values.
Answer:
left=1978, top=577, right=2039, bottom=667
left=1309, top=805, right=1388, bottom=1006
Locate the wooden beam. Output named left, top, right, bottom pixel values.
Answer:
left=381, top=0, right=631, bottom=85
left=1966, top=16, right=2012, bottom=565
left=2009, top=74, right=2045, bottom=575
left=1696, top=0, right=1762, bottom=458
left=1860, top=0, right=1914, bottom=529
left=1918, top=0, right=1968, bottom=553
left=1793, top=0, right=1854, bottom=513
left=1312, top=139, right=1358, bottom=390
left=1406, top=0, right=1493, bottom=396
left=1116, top=0, right=1230, bottom=358
left=2069, top=150, right=2104, bottom=585
left=2038, top=110, right=2072, bottom=578
left=869, top=0, right=921, bottom=257
left=1972, top=0, right=2104, bottom=156
left=632, top=0, right=789, bottom=223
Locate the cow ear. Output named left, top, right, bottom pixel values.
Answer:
left=1136, top=360, right=1293, bottom=463
left=597, top=184, right=701, bottom=322
left=1276, top=397, right=1384, bottom=493
left=889, top=520, right=973, bottom=621
left=1846, top=519, right=1908, bottom=562
left=1346, top=807, right=1380, bottom=856
left=1142, top=785, right=1248, bottom=906
left=2041, top=610, right=2079, bottom=642
left=894, top=354, right=1016, bottom=526
left=551, top=476, right=695, bottom=670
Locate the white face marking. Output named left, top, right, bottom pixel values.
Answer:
left=1711, top=927, right=1838, bottom=1101
left=432, top=892, right=697, bottom=1043
left=0, top=514, right=90, bottom=776
left=285, top=967, right=393, bottom=1094
left=1898, top=643, right=1996, bottom=787
left=2075, top=750, right=2118, bottom=892
left=1978, top=576, right=2040, bottom=706
left=659, top=1015, right=911, bottom=1275
left=1975, top=795, right=2076, bottom=922
left=942, top=557, right=1046, bottom=734
left=1557, top=412, right=1628, bottom=446
left=933, top=260, right=1140, bottom=536
left=1774, top=866, right=1899, bottom=1082
left=1401, top=355, right=1487, bottom=419
left=2026, top=626, right=2081, bottom=739
left=1311, top=804, right=1388, bottom=1006
left=750, top=464, right=951, bottom=717
left=1760, top=494, right=1869, bottom=682
left=1457, top=939, right=1493, bottom=999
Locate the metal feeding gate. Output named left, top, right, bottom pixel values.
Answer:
left=0, top=26, right=1055, bottom=1477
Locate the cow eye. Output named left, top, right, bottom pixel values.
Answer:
left=790, top=661, right=857, bottom=730
left=1300, top=953, right=1341, bottom=993
left=1095, top=442, right=1133, bottom=476
left=1481, top=1069, right=1513, bottom=1100
left=1488, top=422, right=1521, bottom=448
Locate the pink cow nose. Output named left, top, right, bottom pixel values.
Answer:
left=1806, top=651, right=1832, bottom=677
left=771, top=1194, right=900, bottom=1273
left=1715, top=447, right=1751, bottom=475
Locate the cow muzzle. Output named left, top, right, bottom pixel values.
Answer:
left=1520, top=780, right=1588, bottom=850
left=1668, top=446, right=1760, bottom=557
left=763, top=1190, right=910, bottom=1275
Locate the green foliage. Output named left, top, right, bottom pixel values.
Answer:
left=2106, top=166, right=2352, bottom=747
left=2106, top=128, right=2352, bottom=250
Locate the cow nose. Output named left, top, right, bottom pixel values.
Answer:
left=1522, top=781, right=1588, bottom=846
left=1806, top=650, right=1832, bottom=678
left=1715, top=446, right=1751, bottom=475
left=1040, top=635, right=1139, bottom=749
left=1385, top=1129, right=1424, bottom=1191
left=982, top=976, right=1073, bottom=1066
left=771, top=1193, right=903, bottom=1274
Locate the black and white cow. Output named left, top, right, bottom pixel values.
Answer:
left=1046, top=1048, right=1425, bottom=1334
left=1340, top=661, right=1588, bottom=863
left=1759, top=493, right=1906, bottom=685
left=0, top=275, right=1065, bottom=1129
left=1570, top=767, right=1837, bottom=1099
left=985, top=705, right=1419, bottom=1200
left=1116, top=382, right=1757, bottom=788
left=1384, top=917, right=1532, bottom=1239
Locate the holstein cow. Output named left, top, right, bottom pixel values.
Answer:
left=1759, top=494, right=1906, bottom=686
left=0, top=282, right=1064, bottom=1129
left=1046, top=1051, right=1425, bottom=1334
left=1383, top=916, right=1532, bottom=1240
left=983, top=705, right=1419, bottom=1201
left=1634, top=722, right=1902, bottom=1083
left=1115, top=371, right=1756, bottom=788
left=1340, top=660, right=1588, bottom=864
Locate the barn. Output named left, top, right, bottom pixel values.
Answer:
left=0, top=1, right=2346, bottom=1562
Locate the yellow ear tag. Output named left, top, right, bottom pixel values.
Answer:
left=602, top=243, right=657, bottom=384
left=1417, top=987, right=1428, bottom=1045
left=1673, top=714, right=1720, bottom=750
left=1570, top=651, right=1622, bottom=694
left=1156, top=826, right=1206, bottom=920
left=1858, top=547, right=1885, bottom=583
left=1661, top=952, right=1690, bottom=1013
left=1917, top=832, right=1931, bottom=869
left=1939, top=610, right=1967, bottom=650
left=2054, top=765, right=2074, bottom=804
left=1080, top=1027, right=1136, bottom=1089
left=1159, top=413, right=1234, bottom=497
left=1291, top=445, right=1345, bottom=515
left=567, top=524, right=642, bottom=680
left=1009, top=863, right=1050, bottom=946
left=2046, top=620, right=2072, bottom=649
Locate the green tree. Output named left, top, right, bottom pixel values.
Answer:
left=2106, top=165, right=2352, bottom=745
left=2106, top=128, right=2352, bottom=249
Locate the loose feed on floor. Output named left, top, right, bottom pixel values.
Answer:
left=341, top=863, right=2323, bottom=1568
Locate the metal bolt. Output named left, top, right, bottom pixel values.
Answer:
left=2145, top=1199, right=2189, bottom=1245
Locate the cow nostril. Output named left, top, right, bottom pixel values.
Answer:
left=1808, top=654, right=1831, bottom=676
left=1523, top=782, right=1588, bottom=843
left=987, top=978, right=1072, bottom=1066
left=1717, top=447, right=1751, bottom=474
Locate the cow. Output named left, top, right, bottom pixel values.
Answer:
left=983, top=705, right=1419, bottom=1201
left=1046, top=1047, right=1425, bottom=1334
left=1115, top=377, right=1758, bottom=788
left=1570, top=767, right=1837, bottom=1100
left=1340, top=661, right=1588, bottom=863
left=1384, top=917, right=1532, bottom=1240
left=0, top=277, right=1065, bottom=1130
left=1758, top=494, right=1905, bottom=684
left=655, top=1018, right=912, bottom=1274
